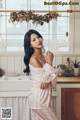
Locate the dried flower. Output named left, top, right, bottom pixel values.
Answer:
left=9, top=10, right=60, bottom=25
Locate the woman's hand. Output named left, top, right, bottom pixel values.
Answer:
left=40, top=83, right=50, bottom=89
left=46, top=51, right=54, bottom=65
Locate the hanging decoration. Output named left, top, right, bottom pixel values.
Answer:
left=9, top=10, right=60, bottom=25
left=66, top=11, right=69, bottom=42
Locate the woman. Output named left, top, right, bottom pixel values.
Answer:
left=24, top=29, right=58, bottom=120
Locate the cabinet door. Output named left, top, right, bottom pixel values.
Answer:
left=61, top=88, right=80, bottom=120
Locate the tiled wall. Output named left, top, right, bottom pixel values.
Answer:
left=0, top=53, right=80, bottom=75
left=0, top=53, right=25, bottom=75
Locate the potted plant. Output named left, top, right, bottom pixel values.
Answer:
left=70, top=59, right=80, bottom=76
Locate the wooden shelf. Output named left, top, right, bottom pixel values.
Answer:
left=0, top=10, right=80, bottom=13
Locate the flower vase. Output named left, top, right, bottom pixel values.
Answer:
left=73, top=68, right=80, bottom=77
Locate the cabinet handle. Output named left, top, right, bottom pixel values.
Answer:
left=62, top=106, right=64, bottom=115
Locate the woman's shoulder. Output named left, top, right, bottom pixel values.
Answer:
left=29, top=56, right=43, bottom=68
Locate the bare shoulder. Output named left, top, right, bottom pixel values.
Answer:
left=29, top=56, right=42, bottom=68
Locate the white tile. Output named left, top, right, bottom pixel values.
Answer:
left=55, top=56, right=62, bottom=68
left=75, top=57, right=80, bottom=62
left=70, top=56, right=76, bottom=62
left=7, top=56, right=14, bottom=74
left=14, top=56, right=22, bottom=74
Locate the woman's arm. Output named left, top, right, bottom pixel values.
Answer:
left=40, top=63, right=58, bottom=89
left=40, top=63, right=58, bottom=83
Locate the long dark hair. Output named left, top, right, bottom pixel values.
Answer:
left=23, top=29, right=43, bottom=74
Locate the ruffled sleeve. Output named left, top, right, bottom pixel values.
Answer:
left=40, top=63, right=59, bottom=86
left=30, top=63, right=59, bottom=89
left=41, top=63, right=58, bottom=89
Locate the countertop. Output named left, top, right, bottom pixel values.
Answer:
left=58, top=77, right=80, bottom=83
left=1, top=75, right=80, bottom=84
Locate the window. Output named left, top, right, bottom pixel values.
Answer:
left=0, top=0, right=70, bottom=52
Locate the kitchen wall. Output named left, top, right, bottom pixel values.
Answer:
left=0, top=52, right=80, bottom=74
left=70, top=1, right=80, bottom=53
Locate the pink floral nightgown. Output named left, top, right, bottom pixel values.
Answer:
left=28, top=61, right=58, bottom=120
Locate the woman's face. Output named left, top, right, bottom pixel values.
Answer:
left=30, top=33, right=43, bottom=49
